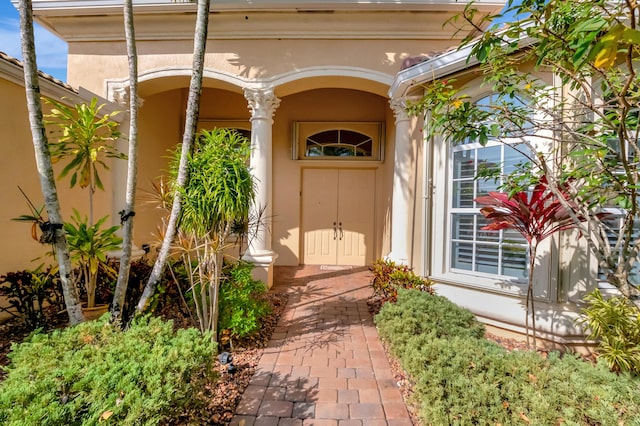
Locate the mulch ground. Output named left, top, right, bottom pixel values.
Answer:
left=165, top=291, right=289, bottom=425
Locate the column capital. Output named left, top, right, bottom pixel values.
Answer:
left=110, top=86, right=145, bottom=109
left=389, top=96, right=410, bottom=123
left=244, top=87, right=280, bottom=121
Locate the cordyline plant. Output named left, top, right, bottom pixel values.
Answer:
left=409, top=0, right=640, bottom=303
left=476, top=177, right=584, bottom=349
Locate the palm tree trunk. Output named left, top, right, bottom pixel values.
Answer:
left=136, top=0, right=211, bottom=314
left=18, top=0, right=84, bottom=325
left=112, top=0, right=140, bottom=324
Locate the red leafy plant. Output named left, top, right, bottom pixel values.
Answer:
left=475, top=177, right=582, bottom=349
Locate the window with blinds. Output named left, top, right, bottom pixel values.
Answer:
left=597, top=211, right=640, bottom=286
left=449, top=94, right=530, bottom=280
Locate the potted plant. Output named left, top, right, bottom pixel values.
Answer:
left=65, top=210, right=122, bottom=315
left=45, top=98, right=125, bottom=317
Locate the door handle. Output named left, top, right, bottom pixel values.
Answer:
left=333, top=222, right=337, bottom=240
left=339, top=222, right=344, bottom=240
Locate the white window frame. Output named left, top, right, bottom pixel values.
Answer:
left=449, top=140, right=529, bottom=280
left=429, top=89, right=555, bottom=298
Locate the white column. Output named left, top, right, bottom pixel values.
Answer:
left=111, top=87, right=131, bottom=228
left=242, top=87, right=280, bottom=287
left=386, top=97, right=413, bottom=265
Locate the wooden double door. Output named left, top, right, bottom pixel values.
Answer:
left=301, top=168, right=375, bottom=266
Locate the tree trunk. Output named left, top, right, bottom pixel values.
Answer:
left=18, top=0, right=84, bottom=325
left=211, top=251, right=222, bottom=340
left=112, top=0, right=140, bottom=324
left=136, top=0, right=211, bottom=314
left=526, top=243, right=538, bottom=350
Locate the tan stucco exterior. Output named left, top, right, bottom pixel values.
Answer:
left=17, top=1, right=608, bottom=346
left=0, top=57, right=117, bottom=275
left=130, top=84, right=395, bottom=266
left=17, top=0, right=503, bottom=282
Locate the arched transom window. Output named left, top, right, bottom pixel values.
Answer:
left=294, top=122, right=384, bottom=160
left=306, top=129, right=373, bottom=157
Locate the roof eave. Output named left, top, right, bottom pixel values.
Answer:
left=0, top=53, right=121, bottom=117
left=389, top=33, right=537, bottom=99
left=24, top=0, right=507, bottom=15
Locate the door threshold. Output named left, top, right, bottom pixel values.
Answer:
left=320, top=265, right=354, bottom=271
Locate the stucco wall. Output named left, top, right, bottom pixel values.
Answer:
left=0, top=78, right=114, bottom=275
left=273, top=88, right=391, bottom=265
left=132, top=84, right=393, bottom=265
left=67, top=37, right=456, bottom=96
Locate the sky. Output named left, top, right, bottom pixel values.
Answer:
left=0, top=0, right=520, bottom=84
left=0, top=0, right=68, bottom=81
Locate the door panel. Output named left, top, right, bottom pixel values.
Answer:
left=302, top=169, right=338, bottom=265
left=337, top=169, right=375, bottom=266
left=302, top=168, right=375, bottom=266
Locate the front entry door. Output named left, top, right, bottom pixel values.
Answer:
left=302, top=168, right=375, bottom=266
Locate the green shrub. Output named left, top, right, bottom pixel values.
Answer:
left=375, top=288, right=485, bottom=352
left=0, top=315, right=217, bottom=425
left=375, top=288, right=640, bottom=425
left=580, top=289, right=640, bottom=373
left=218, top=260, right=271, bottom=340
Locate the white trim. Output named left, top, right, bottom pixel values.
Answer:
left=29, top=0, right=505, bottom=13
left=106, top=65, right=393, bottom=100
left=389, top=31, right=537, bottom=99
left=434, top=282, right=587, bottom=343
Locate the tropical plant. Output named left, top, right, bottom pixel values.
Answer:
left=17, top=0, right=84, bottom=324
left=11, top=186, right=52, bottom=244
left=64, top=210, right=122, bottom=308
left=137, top=0, right=212, bottom=314
left=409, top=0, right=640, bottom=302
left=370, top=258, right=433, bottom=302
left=44, top=95, right=125, bottom=314
left=166, top=129, right=255, bottom=338
left=475, top=177, right=584, bottom=349
left=0, top=265, right=64, bottom=329
left=218, top=260, right=270, bottom=344
left=112, top=0, right=141, bottom=323
left=580, top=289, right=640, bottom=373
left=45, top=97, right=124, bottom=226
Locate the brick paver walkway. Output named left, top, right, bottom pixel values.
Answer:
left=231, top=265, right=413, bottom=426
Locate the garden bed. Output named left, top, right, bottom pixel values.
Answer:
left=373, top=289, right=640, bottom=425
left=0, top=292, right=288, bottom=425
